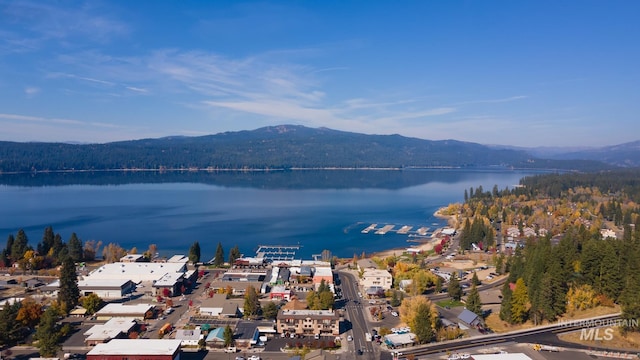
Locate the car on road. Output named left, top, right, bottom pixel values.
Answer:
left=391, top=311, right=398, bottom=317
left=357, top=349, right=363, bottom=355
left=248, top=356, right=261, bottom=360
left=347, top=335, right=353, bottom=341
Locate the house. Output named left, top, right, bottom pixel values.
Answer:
left=86, top=339, right=182, bottom=360
left=365, top=286, right=385, bottom=298
left=175, top=328, right=202, bottom=347
left=457, top=309, right=481, bottom=328
left=356, top=258, right=378, bottom=271
left=361, top=269, right=393, bottom=290
left=120, top=254, right=144, bottom=263
left=234, top=321, right=260, bottom=348
left=276, top=309, right=340, bottom=336
left=398, top=279, right=413, bottom=292
left=601, top=229, right=617, bottom=239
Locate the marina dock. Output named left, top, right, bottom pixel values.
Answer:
left=360, top=223, right=433, bottom=237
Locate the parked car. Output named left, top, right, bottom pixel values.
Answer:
left=248, top=356, right=261, bottom=360
left=347, top=335, right=353, bottom=341
left=391, top=311, right=399, bottom=317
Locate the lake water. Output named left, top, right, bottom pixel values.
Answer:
left=0, top=169, right=542, bottom=261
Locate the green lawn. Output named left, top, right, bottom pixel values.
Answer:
left=436, top=299, right=465, bottom=308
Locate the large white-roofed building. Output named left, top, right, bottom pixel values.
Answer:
left=86, top=339, right=182, bottom=360
left=93, top=303, right=155, bottom=321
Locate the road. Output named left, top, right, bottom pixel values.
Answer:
left=338, top=270, right=380, bottom=360
left=394, top=313, right=622, bottom=358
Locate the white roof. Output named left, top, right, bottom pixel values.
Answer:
left=384, top=332, right=415, bottom=346
left=470, top=354, right=532, bottom=360
left=313, top=267, right=333, bottom=277
left=95, top=303, right=154, bottom=316
left=154, top=272, right=184, bottom=287
left=281, top=309, right=335, bottom=316
left=87, top=339, right=182, bottom=356
left=363, top=268, right=392, bottom=277
left=84, top=317, right=137, bottom=341
left=120, top=254, right=144, bottom=262
left=166, top=255, right=189, bottom=263
left=86, top=262, right=186, bottom=283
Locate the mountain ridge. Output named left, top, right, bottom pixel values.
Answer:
left=0, top=125, right=632, bottom=173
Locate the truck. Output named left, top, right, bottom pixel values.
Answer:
left=159, top=323, right=172, bottom=336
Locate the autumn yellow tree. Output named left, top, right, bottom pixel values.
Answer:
left=399, top=296, right=439, bottom=336
left=566, top=284, right=599, bottom=314
left=16, top=297, right=43, bottom=328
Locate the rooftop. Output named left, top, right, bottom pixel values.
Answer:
left=87, top=339, right=182, bottom=356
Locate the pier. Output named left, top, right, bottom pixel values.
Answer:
left=360, top=223, right=433, bottom=237
left=256, top=245, right=300, bottom=261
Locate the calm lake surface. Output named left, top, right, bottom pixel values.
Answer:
left=0, top=170, right=543, bottom=260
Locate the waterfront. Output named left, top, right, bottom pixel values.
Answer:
left=0, top=169, right=543, bottom=260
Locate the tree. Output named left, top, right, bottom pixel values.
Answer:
left=38, top=226, right=55, bottom=259
left=412, top=301, right=435, bottom=344
left=434, top=276, right=442, bottom=294
left=229, top=245, right=241, bottom=265
left=214, top=242, right=224, bottom=267
left=471, top=272, right=481, bottom=286
left=83, top=239, right=102, bottom=261
left=390, top=290, right=401, bottom=307
left=0, top=300, right=23, bottom=347
left=102, top=243, right=126, bottom=263
left=58, top=256, right=80, bottom=313
left=499, top=281, right=513, bottom=322
left=81, top=293, right=105, bottom=315
left=144, top=243, right=158, bottom=261
left=465, top=284, right=482, bottom=317
left=11, top=229, right=29, bottom=264
left=223, top=325, right=234, bottom=347
left=262, top=301, right=279, bottom=320
left=243, top=286, right=261, bottom=319
left=510, top=278, right=529, bottom=324
left=188, top=241, right=201, bottom=264
left=35, top=307, right=62, bottom=357
left=16, top=297, right=43, bottom=328
left=448, top=273, right=463, bottom=301
left=67, top=233, right=83, bottom=262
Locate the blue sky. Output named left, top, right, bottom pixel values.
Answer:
left=0, top=1, right=638, bottom=147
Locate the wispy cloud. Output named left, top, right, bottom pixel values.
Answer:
left=453, top=95, right=529, bottom=106
left=0, top=112, right=121, bottom=129
left=24, top=86, right=40, bottom=97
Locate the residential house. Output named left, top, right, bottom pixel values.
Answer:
left=361, top=269, right=393, bottom=290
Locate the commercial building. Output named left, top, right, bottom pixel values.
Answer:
left=276, top=309, right=340, bottom=336
left=83, top=317, right=138, bottom=345
left=86, top=339, right=182, bottom=360
left=361, top=269, right=393, bottom=290
left=93, top=303, right=155, bottom=321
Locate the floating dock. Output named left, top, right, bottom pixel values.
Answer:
left=375, top=225, right=395, bottom=235
left=397, top=225, right=412, bottom=234
left=361, top=223, right=377, bottom=234
left=256, top=245, right=300, bottom=261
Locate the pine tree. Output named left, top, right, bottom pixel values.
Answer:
left=448, top=273, right=462, bottom=301
left=214, top=242, right=224, bottom=267
left=228, top=245, right=241, bottom=265
left=466, top=284, right=482, bottom=317
left=510, top=278, right=529, bottom=324
left=262, top=301, right=279, bottom=320
left=11, top=229, right=29, bottom=263
left=434, top=276, right=442, bottom=294
left=35, top=307, right=62, bottom=357
left=0, top=300, right=22, bottom=347
left=67, top=233, right=83, bottom=262
left=499, top=281, right=512, bottom=322
left=58, top=256, right=79, bottom=313
left=471, top=272, right=481, bottom=286
left=38, top=226, right=55, bottom=258
left=188, top=241, right=201, bottom=264
left=223, top=325, right=235, bottom=347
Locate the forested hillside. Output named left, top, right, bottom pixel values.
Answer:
left=455, top=168, right=640, bottom=330
left=0, top=125, right=612, bottom=172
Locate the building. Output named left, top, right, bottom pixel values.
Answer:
left=312, top=267, right=333, bottom=285
left=86, top=339, right=182, bottom=360
left=94, top=303, right=155, bottom=321
left=383, top=332, right=416, bottom=349
left=458, top=309, right=481, bottom=328
left=199, top=293, right=228, bottom=316
left=204, top=327, right=226, bottom=348
left=83, top=317, right=138, bottom=345
left=601, top=229, right=617, bottom=239
left=44, top=278, right=136, bottom=299
left=276, top=309, right=340, bottom=336
left=174, top=328, right=202, bottom=347
left=270, top=285, right=293, bottom=301
left=120, top=254, right=144, bottom=263
left=361, top=269, right=393, bottom=290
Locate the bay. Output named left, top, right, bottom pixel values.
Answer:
left=0, top=169, right=543, bottom=261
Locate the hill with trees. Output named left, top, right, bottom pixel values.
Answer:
left=0, top=125, right=614, bottom=173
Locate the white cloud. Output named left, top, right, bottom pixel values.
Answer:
left=24, top=86, right=40, bottom=97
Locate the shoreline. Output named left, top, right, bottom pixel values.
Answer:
left=368, top=206, right=458, bottom=259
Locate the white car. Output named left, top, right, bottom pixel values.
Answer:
left=248, top=356, right=261, bottom=360
left=391, top=311, right=399, bottom=317
left=347, top=335, right=353, bottom=341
